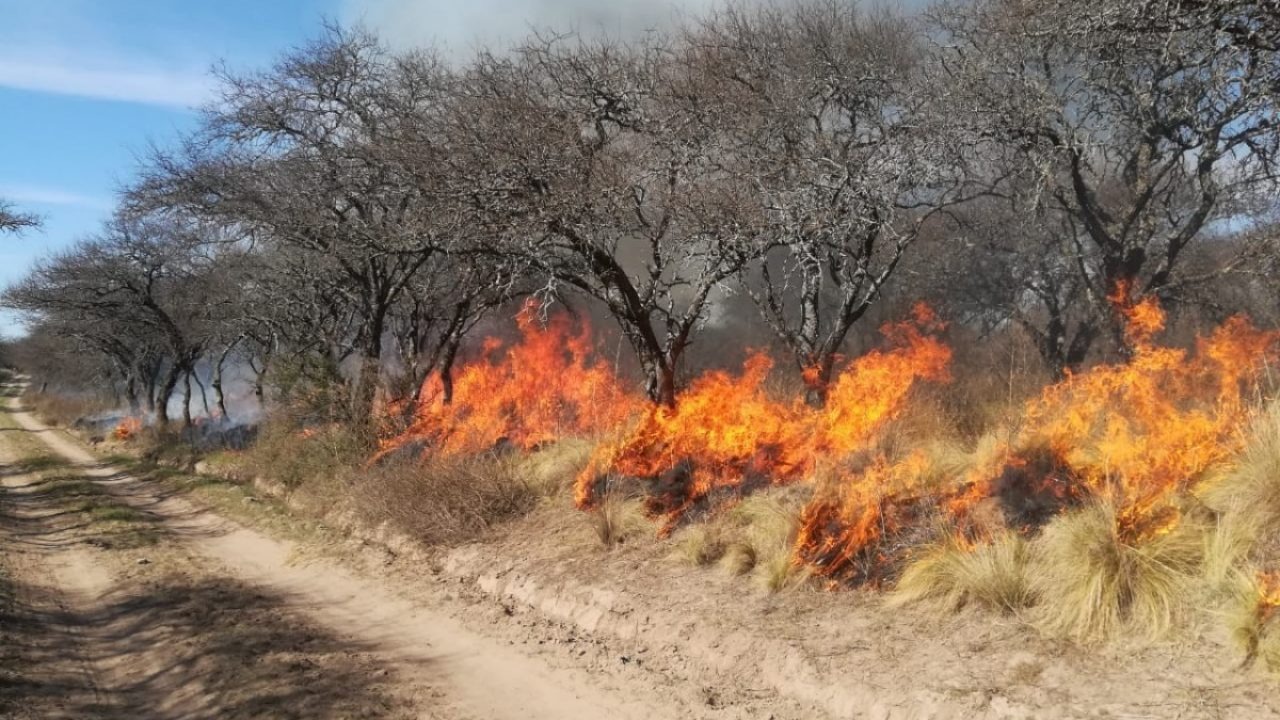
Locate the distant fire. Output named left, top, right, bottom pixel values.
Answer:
left=113, top=417, right=143, bottom=441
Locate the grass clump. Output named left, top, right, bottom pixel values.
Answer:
left=723, top=491, right=807, bottom=592
left=353, top=452, right=538, bottom=546
left=891, top=531, right=1033, bottom=613
left=675, top=524, right=726, bottom=567
left=516, top=439, right=596, bottom=498
left=588, top=491, right=648, bottom=548
left=1226, top=570, right=1280, bottom=672
left=1031, top=502, right=1204, bottom=642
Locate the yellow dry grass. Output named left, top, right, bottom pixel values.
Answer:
left=891, top=531, right=1033, bottom=613
left=1031, top=502, right=1205, bottom=642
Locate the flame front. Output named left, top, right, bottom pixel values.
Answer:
left=377, top=293, right=1278, bottom=589
left=574, top=303, right=952, bottom=529
left=381, top=302, right=642, bottom=459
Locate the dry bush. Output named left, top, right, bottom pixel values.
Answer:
left=243, top=418, right=369, bottom=489
left=891, top=531, right=1033, bottom=613
left=1225, top=570, right=1280, bottom=672
left=515, top=438, right=597, bottom=497
left=675, top=524, right=726, bottom=567
left=588, top=490, right=648, bottom=548
left=22, top=389, right=112, bottom=428
left=1031, top=502, right=1205, bottom=642
left=352, top=453, right=538, bottom=545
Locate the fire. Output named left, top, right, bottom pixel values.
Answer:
left=113, top=417, right=142, bottom=441
left=792, top=295, right=1278, bottom=583
left=1010, top=298, right=1277, bottom=541
left=575, top=304, right=952, bottom=527
left=1257, top=571, right=1280, bottom=626
left=381, top=302, right=642, bottom=459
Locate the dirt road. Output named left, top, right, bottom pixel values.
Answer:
left=0, top=396, right=697, bottom=720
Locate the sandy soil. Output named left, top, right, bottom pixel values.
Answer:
left=0, top=396, right=751, bottom=720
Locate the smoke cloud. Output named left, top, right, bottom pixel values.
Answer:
left=341, top=0, right=732, bottom=52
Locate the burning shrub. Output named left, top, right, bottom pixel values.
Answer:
left=113, top=417, right=143, bottom=441
left=1031, top=501, right=1206, bottom=642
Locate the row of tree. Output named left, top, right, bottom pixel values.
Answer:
left=6, top=0, right=1279, bottom=426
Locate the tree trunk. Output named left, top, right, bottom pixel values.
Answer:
left=192, top=370, right=212, bottom=419
left=125, top=375, right=142, bottom=415
left=802, top=352, right=838, bottom=408
left=182, top=372, right=194, bottom=430
left=156, top=364, right=182, bottom=427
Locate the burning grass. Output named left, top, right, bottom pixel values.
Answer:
left=359, top=293, right=1280, bottom=647
left=1228, top=570, right=1280, bottom=671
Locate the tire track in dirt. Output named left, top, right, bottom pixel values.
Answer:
left=3, top=397, right=690, bottom=720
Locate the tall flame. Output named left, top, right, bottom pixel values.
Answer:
left=380, top=302, right=642, bottom=458
left=794, top=294, right=1279, bottom=584
left=575, top=304, right=952, bottom=527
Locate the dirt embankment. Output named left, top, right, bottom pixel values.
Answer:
left=0, top=395, right=791, bottom=720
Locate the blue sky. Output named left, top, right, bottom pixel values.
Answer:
left=0, top=0, right=340, bottom=335
left=0, top=0, right=741, bottom=337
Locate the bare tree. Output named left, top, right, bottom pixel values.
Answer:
left=686, top=1, right=966, bottom=404
left=928, top=0, right=1280, bottom=370
left=447, top=32, right=764, bottom=406
left=0, top=200, right=38, bottom=234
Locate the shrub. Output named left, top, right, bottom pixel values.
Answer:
left=352, top=452, right=537, bottom=545
left=891, top=531, right=1033, bottom=613
left=1031, top=502, right=1205, bottom=642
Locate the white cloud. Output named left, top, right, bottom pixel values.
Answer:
left=0, top=51, right=213, bottom=108
left=0, top=184, right=113, bottom=211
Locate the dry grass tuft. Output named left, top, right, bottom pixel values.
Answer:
left=891, top=531, right=1033, bottom=613
left=723, top=491, right=807, bottom=592
left=1200, top=402, right=1280, bottom=571
left=352, top=452, right=537, bottom=545
left=675, top=524, right=727, bottom=567
left=1225, top=570, right=1280, bottom=672
left=516, top=438, right=597, bottom=497
left=588, top=491, right=648, bottom=548
left=720, top=541, right=758, bottom=576
left=1031, top=502, right=1205, bottom=642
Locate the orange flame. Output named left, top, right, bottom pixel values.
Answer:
left=793, top=295, right=1279, bottom=584
left=575, top=304, right=952, bottom=527
left=113, top=417, right=142, bottom=441
left=380, top=302, right=642, bottom=459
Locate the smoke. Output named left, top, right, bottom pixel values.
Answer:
left=341, top=0, right=731, bottom=52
